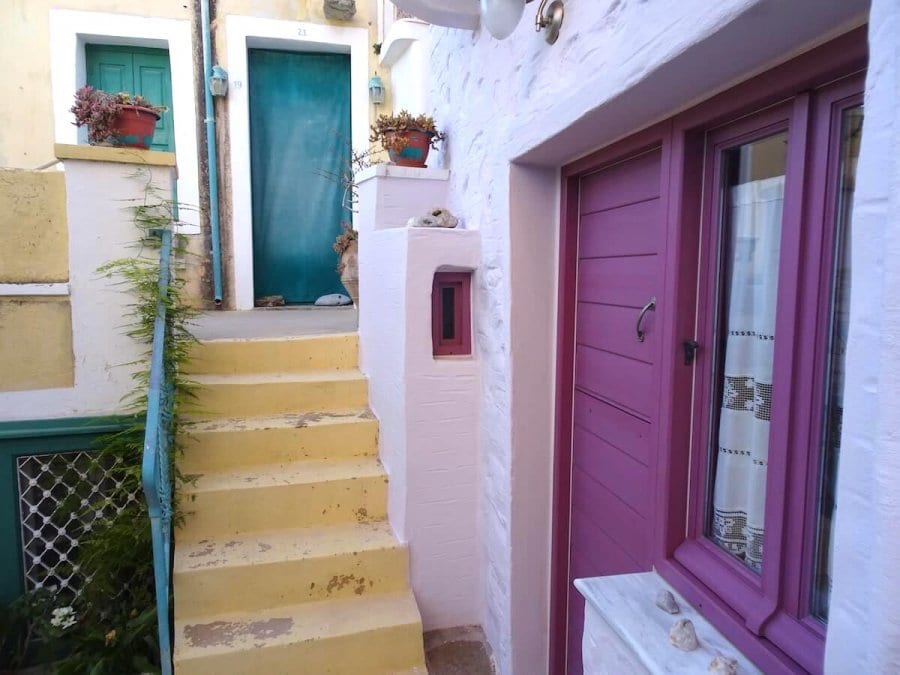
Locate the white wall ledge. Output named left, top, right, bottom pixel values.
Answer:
left=575, top=573, right=761, bottom=674
left=0, top=283, right=70, bottom=297
left=357, top=164, right=450, bottom=183
left=379, top=18, right=430, bottom=67
left=390, top=0, right=478, bottom=30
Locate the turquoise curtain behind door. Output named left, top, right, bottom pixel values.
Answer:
left=248, top=50, right=351, bottom=304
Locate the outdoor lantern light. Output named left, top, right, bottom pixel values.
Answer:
left=368, top=73, right=385, bottom=105
left=209, top=65, right=229, bottom=97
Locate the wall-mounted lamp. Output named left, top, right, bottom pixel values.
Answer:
left=369, top=73, right=386, bottom=106
left=209, top=65, right=229, bottom=97
left=480, top=0, right=564, bottom=45
left=533, top=0, right=564, bottom=45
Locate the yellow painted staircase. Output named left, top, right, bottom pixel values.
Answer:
left=172, top=333, right=427, bottom=674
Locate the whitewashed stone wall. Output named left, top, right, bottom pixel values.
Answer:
left=422, top=0, right=876, bottom=673
left=825, top=1, right=900, bottom=671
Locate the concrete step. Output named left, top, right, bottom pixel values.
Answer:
left=186, top=333, right=359, bottom=375
left=174, top=521, right=410, bottom=618
left=189, top=370, right=368, bottom=418
left=178, top=458, right=388, bottom=540
left=180, top=411, right=378, bottom=473
left=174, top=591, right=426, bottom=674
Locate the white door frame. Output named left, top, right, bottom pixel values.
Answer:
left=49, top=9, right=201, bottom=233
left=225, top=15, right=369, bottom=310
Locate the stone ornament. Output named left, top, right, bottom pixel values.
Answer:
left=669, top=618, right=700, bottom=652
left=407, top=207, right=459, bottom=229
left=655, top=589, right=680, bottom=614
left=708, top=656, right=739, bottom=674
left=323, top=0, right=356, bottom=20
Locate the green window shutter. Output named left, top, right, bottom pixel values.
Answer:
left=85, top=45, right=175, bottom=152
left=85, top=45, right=134, bottom=95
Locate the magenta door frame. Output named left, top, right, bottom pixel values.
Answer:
left=550, top=26, right=868, bottom=675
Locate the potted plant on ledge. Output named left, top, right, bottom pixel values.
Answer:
left=369, top=110, right=445, bottom=168
left=71, top=86, right=165, bottom=150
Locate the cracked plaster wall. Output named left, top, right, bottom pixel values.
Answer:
left=424, top=0, right=876, bottom=672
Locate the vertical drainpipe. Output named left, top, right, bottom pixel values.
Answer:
left=200, top=0, right=224, bottom=305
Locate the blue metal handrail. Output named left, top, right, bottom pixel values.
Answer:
left=142, top=228, right=175, bottom=675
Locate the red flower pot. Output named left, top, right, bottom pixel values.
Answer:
left=386, top=130, right=433, bottom=168
left=111, top=105, right=161, bottom=150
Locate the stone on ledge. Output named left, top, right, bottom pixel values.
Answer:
left=670, top=618, right=700, bottom=651
left=656, top=589, right=680, bottom=614
left=709, top=656, right=739, bottom=674
left=407, top=207, right=459, bottom=228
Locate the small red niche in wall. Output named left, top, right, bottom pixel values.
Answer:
left=432, top=271, right=472, bottom=356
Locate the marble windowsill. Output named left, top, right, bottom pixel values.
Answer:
left=575, top=572, right=761, bottom=674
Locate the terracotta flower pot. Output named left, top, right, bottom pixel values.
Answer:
left=111, top=105, right=161, bottom=150
left=340, top=239, right=359, bottom=307
left=385, top=130, right=433, bottom=168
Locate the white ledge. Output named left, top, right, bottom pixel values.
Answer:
left=575, top=572, right=761, bottom=674
left=0, top=283, right=70, bottom=297
left=357, top=163, right=450, bottom=184
left=380, top=18, right=430, bottom=67
left=390, top=0, right=478, bottom=30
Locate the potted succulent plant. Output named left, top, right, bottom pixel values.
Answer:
left=71, top=86, right=165, bottom=150
left=369, top=110, right=445, bottom=168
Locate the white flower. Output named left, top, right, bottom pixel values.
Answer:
left=50, top=606, right=77, bottom=630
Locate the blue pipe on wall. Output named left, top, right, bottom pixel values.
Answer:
left=200, top=0, right=224, bottom=305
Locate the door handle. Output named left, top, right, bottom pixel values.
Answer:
left=636, top=297, right=656, bottom=343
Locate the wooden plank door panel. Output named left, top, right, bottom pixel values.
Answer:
left=565, top=147, right=666, bottom=674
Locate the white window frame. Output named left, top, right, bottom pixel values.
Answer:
left=49, top=9, right=201, bottom=232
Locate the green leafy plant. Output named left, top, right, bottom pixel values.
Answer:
left=369, top=110, right=445, bottom=153
left=0, top=588, right=58, bottom=670
left=1, top=174, right=197, bottom=674
left=71, top=86, right=167, bottom=145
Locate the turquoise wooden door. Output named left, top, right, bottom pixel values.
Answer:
left=85, top=45, right=175, bottom=152
left=248, top=50, right=350, bottom=304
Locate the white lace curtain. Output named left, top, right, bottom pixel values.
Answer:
left=711, top=175, right=785, bottom=572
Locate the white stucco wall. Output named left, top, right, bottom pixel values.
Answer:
left=357, top=165, right=483, bottom=630
left=825, top=2, right=900, bottom=671
left=0, top=159, right=173, bottom=421
left=423, top=0, right=872, bottom=672
left=380, top=20, right=432, bottom=116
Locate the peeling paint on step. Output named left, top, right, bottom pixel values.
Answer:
left=184, top=617, right=294, bottom=648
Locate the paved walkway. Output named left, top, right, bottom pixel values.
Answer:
left=190, top=306, right=357, bottom=340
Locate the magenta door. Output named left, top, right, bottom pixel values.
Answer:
left=564, top=147, right=666, bottom=673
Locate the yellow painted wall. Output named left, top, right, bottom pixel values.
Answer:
left=0, top=297, right=74, bottom=392
left=0, top=0, right=388, bottom=170
left=0, top=1, right=190, bottom=169
left=0, top=170, right=68, bottom=282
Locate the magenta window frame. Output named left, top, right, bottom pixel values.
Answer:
left=432, top=271, right=472, bottom=356
left=551, top=26, right=868, bottom=675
